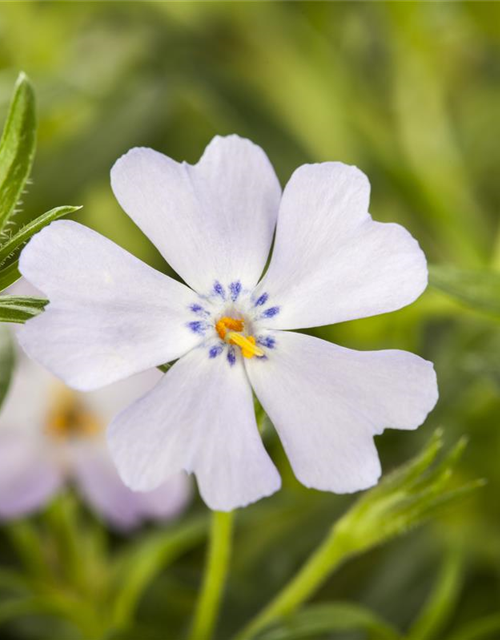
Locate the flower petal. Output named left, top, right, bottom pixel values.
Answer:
left=111, top=135, right=281, bottom=293
left=71, top=442, right=191, bottom=531
left=246, top=332, right=438, bottom=494
left=18, top=221, right=203, bottom=391
left=84, top=368, right=164, bottom=424
left=108, top=347, right=281, bottom=511
left=132, top=472, right=193, bottom=522
left=256, top=163, right=428, bottom=330
left=0, top=433, right=62, bottom=519
left=0, top=338, right=55, bottom=434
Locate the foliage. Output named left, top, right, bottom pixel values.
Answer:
left=429, top=266, right=500, bottom=320
left=0, top=3, right=498, bottom=640
left=0, top=326, right=14, bottom=409
left=0, top=435, right=482, bottom=640
left=0, top=296, right=47, bottom=324
left=0, top=73, right=36, bottom=232
left=237, top=432, right=482, bottom=640
left=0, top=73, right=79, bottom=295
left=0, top=73, right=79, bottom=407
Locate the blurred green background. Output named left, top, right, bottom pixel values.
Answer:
left=0, top=2, right=499, bottom=639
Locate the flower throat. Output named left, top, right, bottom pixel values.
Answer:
left=215, top=316, right=264, bottom=359
left=45, top=386, right=101, bottom=440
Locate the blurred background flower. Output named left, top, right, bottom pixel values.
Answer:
left=0, top=324, right=191, bottom=530
left=0, top=2, right=498, bottom=639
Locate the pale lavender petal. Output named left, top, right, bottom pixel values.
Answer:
left=108, top=347, right=281, bottom=512
left=246, top=331, right=438, bottom=494
left=18, top=221, right=202, bottom=391
left=111, top=135, right=281, bottom=293
left=256, top=163, right=428, bottom=330
left=71, top=442, right=190, bottom=531
left=0, top=433, right=62, bottom=519
left=136, top=472, right=192, bottom=521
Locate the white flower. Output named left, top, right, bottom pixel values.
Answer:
left=18, top=135, right=438, bottom=512
left=0, top=348, right=191, bottom=530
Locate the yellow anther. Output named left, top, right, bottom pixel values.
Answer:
left=215, top=316, right=264, bottom=359
left=216, top=316, right=244, bottom=340
left=45, top=386, right=101, bottom=440
left=227, top=332, right=264, bottom=359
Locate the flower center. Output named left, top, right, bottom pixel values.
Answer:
left=45, top=386, right=101, bottom=440
left=215, top=316, right=264, bottom=359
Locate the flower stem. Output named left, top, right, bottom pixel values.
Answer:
left=234, top=524, right=352, bottom=640
left=189, top=510, right=234, bottom=640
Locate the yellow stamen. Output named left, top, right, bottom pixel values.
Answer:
left=216, top=316, right=244, bottom=340
left=227, top=332, right=264, bottom=358
left=45, top=386, right=101, bottom=440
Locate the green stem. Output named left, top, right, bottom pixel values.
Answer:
left=189, top=510, right=234, bottom=640
left=234, top=525, right=352, bottom=640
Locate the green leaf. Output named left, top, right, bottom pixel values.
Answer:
left=43, top=493, right=88, bottom=591
left=0, top=73, right=36, bottom=231
left=157, top=362, right=173, bottom=374
left=0, top=205, right=81, bottom=266
left=0, top=323, right=14, bottom=409
left=429, top=265, right=500, bottom=319
left=0, top=568, right=32, bottom=596
left=0, top=598, right=54, bottom=626
left=444, top=614, right=500, bottom=640
left=111, top=516, right=207, bottom=629
left=359, top=428, right=444, bottom=503
left=0, top=594, right=102, bottom=637
left=6, top=521, right=51, bottom=582
left=338, top=433, right=483, bottom=552
left=0, top=295, right=47, bottom=323
left=0, top=260, right=21, bottom=292
left=254, top=603, right=402, bottom=640
left=408, top=549, right=463, bottom=640
left=235, top=432, right=483, bottom=640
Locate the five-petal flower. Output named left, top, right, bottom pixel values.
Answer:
left=18, top=135, right=438, bottom=511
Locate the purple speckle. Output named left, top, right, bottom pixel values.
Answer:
left=229, top=281, right=242, bottom=302
left=187, top=321, right=206, bottom=335
left=209, top=345, right=223, bottom=359
left=262, top=306, right=280, bottom=318
left=254, top=293, right=268, bottom=307
left=190, top=303, right=208, bottom=316
left=227, top=347, right=236, bottom=366
left=213, top=281, right=226, bottom=299
left=258, top=336, right=276, bottom=349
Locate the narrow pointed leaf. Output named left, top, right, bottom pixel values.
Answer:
left=253, top=603, right=402, bottom=640
left=112, top=516, right=207, bottom=629
left=409, top=549, right=463, bottom=640
left=157, top=362, right=173, bottom=374
left=0, top=324, right=14, bottom=409
left=0, top=295, right=47, bottom=323
left=0, top=595, right=100, bottom=637
left=0, top=205, right=81, bottom=266
left=0, top=73, right=36, bottom=230
left=429, top=265, right=500, bottom=319
left=0, top=261, right=21, bottom=293
left=444, top=614, right=500, bottom=640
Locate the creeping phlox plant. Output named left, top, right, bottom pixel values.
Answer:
left=0, top=73, right=484, bottom=640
